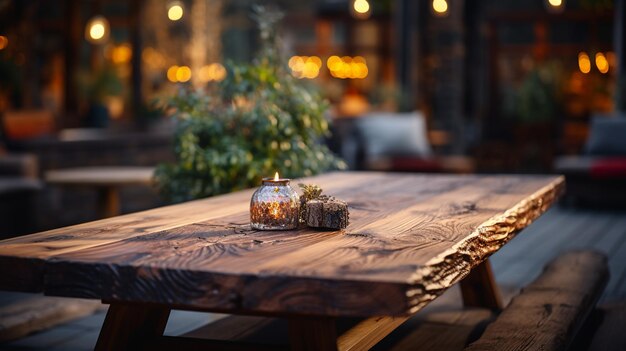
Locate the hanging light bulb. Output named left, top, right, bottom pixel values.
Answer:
left=85, top=16, right=110, bottom=44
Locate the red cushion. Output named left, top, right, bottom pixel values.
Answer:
left=590, top=158, right=626, bottom=178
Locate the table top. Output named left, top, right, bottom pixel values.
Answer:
left=45, top=166, right=155, bottom=186
left=0, top=172, right=563, bottom=317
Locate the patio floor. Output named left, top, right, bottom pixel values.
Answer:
left=1, top=205, right=625, bottom=350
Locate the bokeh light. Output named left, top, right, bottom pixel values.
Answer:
left=595, top=52, right=609, bottom=74
left=432, top=0, right=449, bottom=16
left=351, top=0, right=371, bottom=19
left=168, top=2, right=184, bottom=21
left=199, top=63, right=227, bottom=82
left=328, top=56, right=368, bottom=79
left=85, top=16, right=110, bottom=44
left=0, top=36, right=8, bottom=50
left=111, top=44, right=132, bottom=64
left=167, top=65, right=179, bottom=82
left=578, top=52, right=591, bottom=74
left=175, top=66, right=192, bottom=82
left=289, top=56, right=321, bottom=79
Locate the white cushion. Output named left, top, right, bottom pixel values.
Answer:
left=356, top=112, right=432, bottom=159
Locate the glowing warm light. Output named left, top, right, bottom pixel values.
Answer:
left=351, top=0, right=371, bottom=19
left=90, top=24, right=105, bottom=39
left=176, top=66, right=191, bottom=82
left=545, top=0, right=565, bottom=13
left=142, top=47, right=166, bottom=69
left=167, top=2, right=184, bottom=21
left=167, top=65, right=179, bottom=82
left=327, top=56, right=342, bottom=71
left=432, top=0, right=449, bottom=15
left=274, top=172, right=280, bottom=181
left=85, top=16, right=109, bottom=44
left=595, top=52, right=609, bottom=74
left=289, top=56, right=320, bottom=79
left=111, top=44, right=132, bottom=64
left=198, top=63, right=227, bottom=82
left=0, top=36, right=8, bottom=50
left=578, top=52, right=591, bottom=74
left=327, top=56, right=368, bottom=79
left=353, top=0, right=370, bottom=14
left=308, top=56, right=322, bottom=68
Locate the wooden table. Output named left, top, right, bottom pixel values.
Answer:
left=0, top=172, right=563, bottom=350
left=45, top=166, right=155, bottom=218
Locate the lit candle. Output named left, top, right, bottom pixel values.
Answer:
left=250, top=172, right=300, bottom=230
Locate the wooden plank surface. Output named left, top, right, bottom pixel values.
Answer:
left=0, top=172, right=563, bottom=317
left=465, top=251, right=609, bottom=351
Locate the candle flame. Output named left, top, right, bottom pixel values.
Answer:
left=274, top=172, right=279, bottom=181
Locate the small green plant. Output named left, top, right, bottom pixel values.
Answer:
left=155, top=6, right=346, bottom=203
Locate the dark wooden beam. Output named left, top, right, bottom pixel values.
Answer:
left=95, top=303, right=170, bottom=351
left=460, top=259, right=503, bottom=310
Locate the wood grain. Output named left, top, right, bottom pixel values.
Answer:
left=465, top=250, right=608, bottom=351
left=0, top=172, right=564, bottom=317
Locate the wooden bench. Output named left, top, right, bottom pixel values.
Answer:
left=164, top=251, right=606, bottom=351
left=465, top=250, right=608, bottom=351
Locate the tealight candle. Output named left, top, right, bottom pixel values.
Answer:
left=250, top=172, right=300, bottom=230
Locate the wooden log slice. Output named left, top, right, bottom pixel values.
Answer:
left=305, top=199, right=349, bottom=229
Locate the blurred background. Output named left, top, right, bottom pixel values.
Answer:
left=0, top=0, right=625, bottom=236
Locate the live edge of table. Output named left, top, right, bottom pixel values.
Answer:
left=0, top=172, right=564, bottom=351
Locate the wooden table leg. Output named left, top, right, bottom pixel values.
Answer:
left=96, top=186, right=120, bottom=218
left=95, top=303, right=171, bottom=351
left=460, top=258, right=503, bottom=310
left=288, top=316, right=338, bottom=351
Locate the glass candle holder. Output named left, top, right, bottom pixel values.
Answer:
left=250, top=177, right=300, bottom=230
